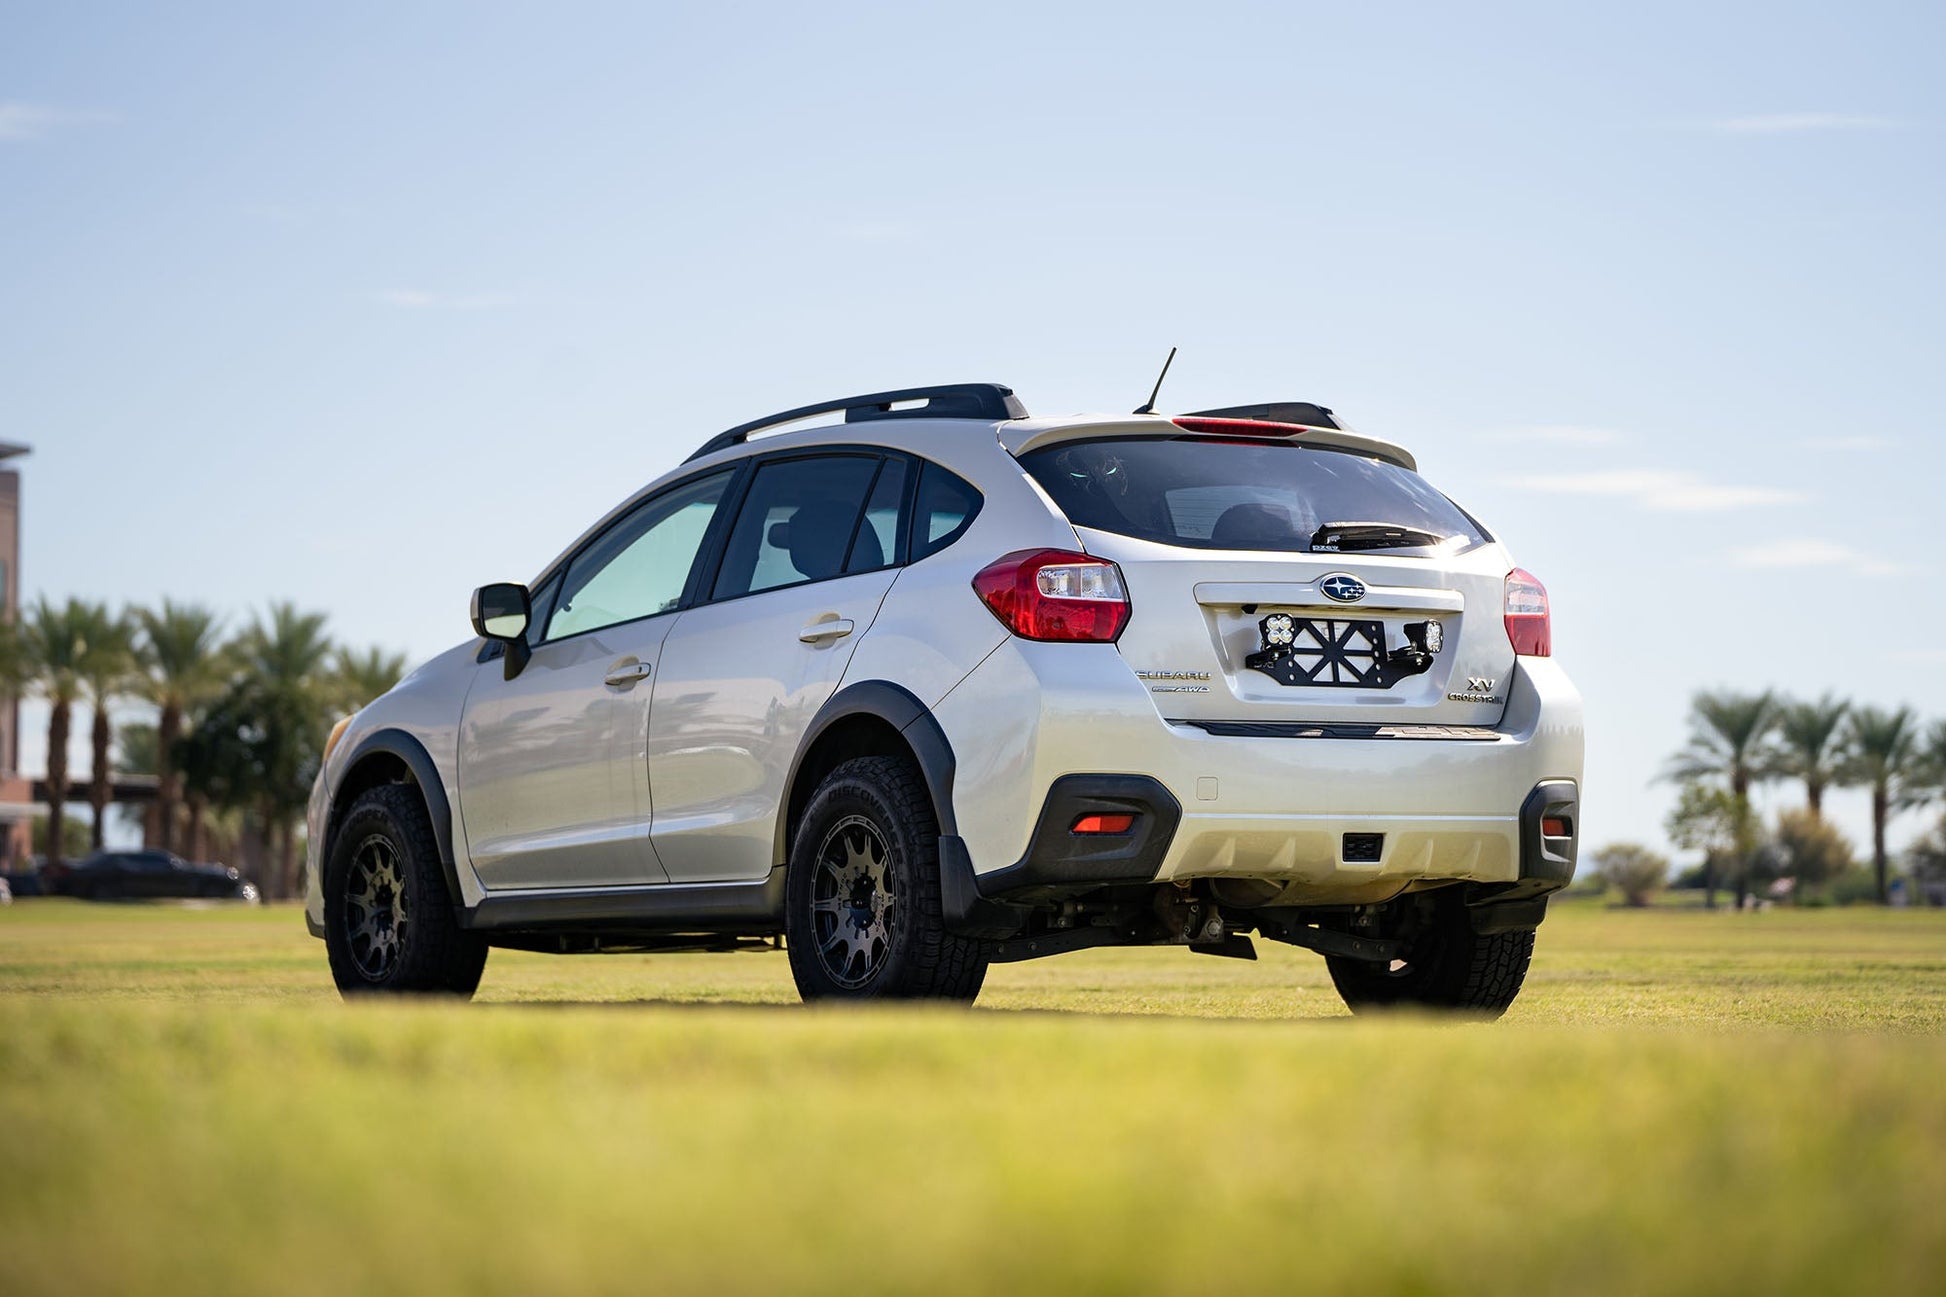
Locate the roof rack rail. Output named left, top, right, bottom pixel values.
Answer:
left=1182, top=401, right=1341, bottom=430
left=685, top=382, right=1028, bottom=463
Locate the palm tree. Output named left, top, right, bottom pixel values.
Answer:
left=1664, top=689, right=1778, bottom=908
left=21, top=598, right=93, bottom=868
left=233, top=603, right=335, bottom=898
left=1772, top=694, right=1850, bottom=818
left=114, top=720, right=160, bottom=843
left=75, top=604, right=138, bottom=850
left=1840, top=706, right=1923, bottom=904
left=133, top=601, right=226, bottom=854
left=331, top=645, right=407, bottom=713
left=1917, top=720, right=1946, bottom=805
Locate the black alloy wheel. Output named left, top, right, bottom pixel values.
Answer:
left=323, top=783, right=488, bottom=998
left=343, top=833, right=411, bottom=981
left=1324, top=889, right=1536, bottom=1018
left=785, top=755, right=988, bottom=1002
left=809, top=814, right=898, bottom=989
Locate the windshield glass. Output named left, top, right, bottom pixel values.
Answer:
left=1020, top=437, right=1489, bottom=554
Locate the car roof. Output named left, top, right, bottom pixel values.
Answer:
left=525, top=389, right=1417, bottom=588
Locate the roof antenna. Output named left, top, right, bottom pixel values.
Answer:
left=1132, top=346, right=1178, bottom=415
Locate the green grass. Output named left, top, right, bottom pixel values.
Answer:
left=3, top=898, right=1945, bottom=1296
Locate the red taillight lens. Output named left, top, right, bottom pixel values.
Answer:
left=1541, top=817, right=1570, bottom=838
left=972, top=549, right=1131, bottom=643
left=1504, top=567, right=1551, bottom=657
left=1171, top=416, right=1308, bottom=437
left=1071, top=813, right=1136, bottom=835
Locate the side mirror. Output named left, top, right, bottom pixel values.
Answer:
left=471, top=583, right=533, bottom=680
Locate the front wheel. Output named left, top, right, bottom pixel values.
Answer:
left=1326, top=890, right=1536, bottom=1018
left=785, top=755, right=988, bottom=1003
left=323, top=784, right=487, bottom=998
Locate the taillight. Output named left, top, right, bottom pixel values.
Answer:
left=1171, top=416, right=1307, bottom=437
left=1504, top=568, right=1551, bottom=657
left=972, top=549, right=1131, bottom=643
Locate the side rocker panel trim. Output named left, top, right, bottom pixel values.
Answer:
left=463, top=866, right=786, bottom=932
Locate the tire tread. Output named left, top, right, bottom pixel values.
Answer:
left=324, top=783, right=487, bottom=998
left=786, top=754, right=987, bottom=1001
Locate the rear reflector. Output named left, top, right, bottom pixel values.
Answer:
left=1071, top=813, right=1136, bottom=835
left=1541, top=817, right=1570, bottom=838
left=973, top=549, right=1131, bottom=643
left=1504, top=567, right=1552, bottom=657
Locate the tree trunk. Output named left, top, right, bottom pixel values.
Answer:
left=90, top=705, right=112, bottom=850
left=1807, top=780, right=1824, bottom=819
left=156, top=700, right=182, bottom=853
left=278, top=818, right=300, bottom=900
left=45, top=699, right=71, bottom=868
left=241, top=812, right=270, bottom=896
left=1702, top=854, right=1717, bottom=910
left=1730, top=770, right=1752, bottom=911
left=1873, top=785, right=1890, bottom=904
left=187, top=795, right=207, bottom=862
left=258, top=801, right=283, bottom=899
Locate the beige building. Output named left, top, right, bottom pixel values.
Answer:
left=1, top=441, right=30, bottom=862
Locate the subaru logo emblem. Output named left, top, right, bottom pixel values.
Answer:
left=1319, top=573, right=1367, bottom=603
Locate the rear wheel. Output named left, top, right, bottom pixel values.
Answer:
left=1326, top=890, right=1535, bottom=1018
left=785, top=755, right=988, bottom=1002
left=323, top=784, right=487, bottom=998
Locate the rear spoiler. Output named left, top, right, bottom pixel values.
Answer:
left=1001, top=411, right=1416, bottom=472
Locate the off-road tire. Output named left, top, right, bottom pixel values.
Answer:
left=324, top=783, right=488, bottom=998
left=785, top=755, right=988, bottom=1002
left=1326, top=890, right=1535, bottom=1018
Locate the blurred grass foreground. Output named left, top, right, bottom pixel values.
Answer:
left=3, top=898, right=1945, bottom=1297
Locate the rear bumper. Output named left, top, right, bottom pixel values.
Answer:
left=929, top=641, right=1583, bottom=900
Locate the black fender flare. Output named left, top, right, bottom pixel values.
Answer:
left=775, top=680, right=958, bottom=865
left=331, top=727, right=465, bottom=909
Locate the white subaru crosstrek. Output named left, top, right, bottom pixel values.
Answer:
left=306, top=383, right=1583, bottom=1015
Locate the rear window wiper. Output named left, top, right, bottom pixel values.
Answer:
left=1311, top=521, right=1450, bottom=552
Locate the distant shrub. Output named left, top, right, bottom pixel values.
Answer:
left=1592, top=843, right=1670, bottom=907
left=1828, top=870, right=1883, bottom=907
left=1771, top=809, right=1854, bottom=896
left=1907, top=816, right=1946, bottom=906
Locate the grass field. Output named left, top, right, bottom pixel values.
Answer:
left=3, top=898, right=1945, bottom=1296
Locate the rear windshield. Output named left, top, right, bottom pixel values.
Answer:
left=1019, top=437, right=1489, bottom=554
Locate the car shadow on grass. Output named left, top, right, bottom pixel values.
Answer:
left=481, top=997, right=1356, bottom=1026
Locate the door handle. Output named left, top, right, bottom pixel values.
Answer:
left=798, top=618, right=856, bottom=644
left=603, top=659, right=652, bottom=687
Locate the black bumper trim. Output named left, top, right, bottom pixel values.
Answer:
left=1519, top=780, right=1579, bottom=885
left=942, top=774, right=1182, bottom=937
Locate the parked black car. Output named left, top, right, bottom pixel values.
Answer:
left=50, top=850, right=260, bottom=902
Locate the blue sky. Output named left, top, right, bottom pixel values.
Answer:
left=5, top=1, right=1943, bottom=861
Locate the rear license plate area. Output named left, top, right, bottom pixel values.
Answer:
left=1245, top=616, right=1389, bottom=688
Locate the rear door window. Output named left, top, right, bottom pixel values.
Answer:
left=712, top=455, right=883, bottom=600
left=846, top=457, right=907, bottom=574
left=910, top=462, right=983, bottom=561
left=1020, top=437, right=1487, bottom=553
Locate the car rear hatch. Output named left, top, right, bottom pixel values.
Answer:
left=1013, top=424, right=1519, bottom=729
